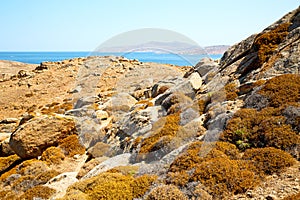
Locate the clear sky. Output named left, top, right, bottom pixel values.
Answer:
left=0, top=0, right=299, bottom=51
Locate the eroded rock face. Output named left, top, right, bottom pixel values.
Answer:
left=218, top=6, right=300, bottom=83
left=195, top=57, right=219, bottom=77
left=10, top=116, right=76, bottom=158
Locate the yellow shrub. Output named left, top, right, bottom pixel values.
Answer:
left=138, top=113, right=180, bottom=158
left=225, top=82, right=239, bottom=100
left=191, top=157, right=258, bottom=198
left=221, top=105, right=300, bottom=154
left=242, top=147, right=296, bottom=175
left=0, top=154, right=21, bottom=173
left=18, top=185, right=56, bottom=200
left=63, top=172, right=156, bottom=200
left=259, top=74, right=300, bottom=108
left=41, top=146, right=65, bottom=165
left=146, top=184, right=188, bottom=200
left=283, top=192, right=300, bottom=200
left=59, top=135, right=85, bottom=157
left=254, top=23, right=290, bottom=67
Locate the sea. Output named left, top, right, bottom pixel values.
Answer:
left=0, top=52, right=222, bottom=66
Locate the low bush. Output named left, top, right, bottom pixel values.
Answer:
left=0, top=154, right=21, bottom=173
left=221, top=107, right=300, bottom=154
left=242, top=147, right=296, bottom=175
left=283, top=192, right=300, bottom=200
left=259, top=74, right=300, bottom=108
left=137, top=113, right=180, bottom=161
left=17, top=159, right=48, bottom=176
left=41, top=146, right=65, bottom=165
left=168, top=141, right=240, bottom=174
left=225, top=82, right=239, bottom=101
left=18, top=185, right=56, bottom=200
left=0, top=190, right=18, bottom=200
left=59, top=135, right=85, bottom=157
left=191, top=157, right=258, bottom=198
left=241, top=23, right=290, bottom=76
left=254, top=23, right=290, bottom=67
left=62, top=172, right=157, bottom=200
left=146, top=185, right=188, bottom=200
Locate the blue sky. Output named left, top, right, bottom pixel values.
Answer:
left=0, top=1, right=299, bottom=51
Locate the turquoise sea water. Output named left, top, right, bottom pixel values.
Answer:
left=0, top=52, right=222, bottom=66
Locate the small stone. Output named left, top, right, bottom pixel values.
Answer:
left=246, top=191, right=253, bottom=198
left=95, top=110, right=109, bottom=120
left=266, top=194, right=278, bottom=200
left=73, top=154, right=80, bottom=159
left=0, top=118, right=19, bottom=124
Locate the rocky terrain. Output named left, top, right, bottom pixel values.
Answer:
left=0, top=6, right=299, bottom=200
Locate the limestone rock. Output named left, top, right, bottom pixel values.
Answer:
left=188, top=72, right=202, bottom=90
left=161, top=92, right=193, bottom=113
left=45, top=172, right=78, bottom=199
left=118, top=105, right=161, bottom=138
left=194, top=57, right=219, bottom=77
left=95, top=110, right=109, bottom=120
left=105, top=93, right=137, bottom=113
left=82, top=153, right=131, bottom=179
left=169, top=80, right=196, bottom=99
left=151, top=77, right=183, bottom=98
left=9, top=116, right=76, bottom=159
left=87, top=142, right=111, bottom=158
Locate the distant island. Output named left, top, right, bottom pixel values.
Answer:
left=95, top=41, right=230, bottom=55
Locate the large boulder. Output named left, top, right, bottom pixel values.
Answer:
left=82, top=153, right=131, bottom=179
left=9, top=116, right=77, bottom=159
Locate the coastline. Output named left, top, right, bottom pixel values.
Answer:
left=0, top=52, right=223, bottom=66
